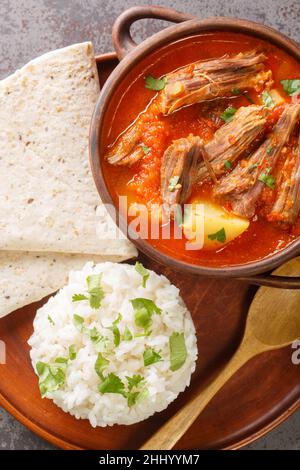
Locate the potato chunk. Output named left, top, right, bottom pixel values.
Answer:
left=182, top=199, right=250, bottom=250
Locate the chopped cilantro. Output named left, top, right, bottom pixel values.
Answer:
left=86, top=274, right=105, bottom=309
left=145, top=75, right=167, bottom=91
left=143, top=347, right=162, bottom=366
left=135, top=261, right=149, bottom=288
left=95, top=353, right=110, bottom=380
left=123, top=326, right=133, bottom=341
left=72, top=293, right=88, bottom=302
left=126, top=375, right=145, bottom=391
left=109, top=313, right=122, bottom=347
left=98, top=373, right=125, bottom=395
left=207, top=227, right=226, bottom=243
left=47, top=315, right=55, bottom=326
left=125, top=375, right=147, bottom=408
left=231, top=87, right=242, bottom=95
left=54, top=357, right=68, bottom=364
left=220, top=106, right=237, bottom=123
left=281, top=79, right=300, bottom=96
left=68, top=345, right=76, bottom=361
left=141, top=145, right=150, bottom=155
left=169, top=332, right=187, bottom=372
left=258, top=168, right=276, bottom=189
left=36, top=361, right=66, bottom=398
left=73, top=314, right=85, bottom=332
left=131, top=298, right=161, bottom=335
left=89, top=326, right=101, bottom=342
left=72, top=274, right=104, bottom=309
left=224, top=160, right=232, bottom=170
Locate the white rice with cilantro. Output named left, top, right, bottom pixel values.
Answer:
left=28, top=262, right=198, bottom=427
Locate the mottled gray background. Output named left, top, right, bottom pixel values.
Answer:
left=0, top=0, right=299, bottom=450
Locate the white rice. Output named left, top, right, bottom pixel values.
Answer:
left=28, top=262, right=198, bottom=427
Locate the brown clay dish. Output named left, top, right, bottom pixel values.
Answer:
left=90, top=5, right=300, bottom=288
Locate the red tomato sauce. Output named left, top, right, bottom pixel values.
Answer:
left=101, top=32, right=300, bottom=267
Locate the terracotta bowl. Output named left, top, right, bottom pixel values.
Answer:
left=89, top=5, right=300, bottom=288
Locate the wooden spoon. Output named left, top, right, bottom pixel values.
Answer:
left=141, top=257, right=300, bottom=450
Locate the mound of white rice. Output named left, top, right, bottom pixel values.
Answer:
left=29, top=262, right=197, bottom=427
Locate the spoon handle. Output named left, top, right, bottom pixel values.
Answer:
left=141, top=341, right=260, bottom=450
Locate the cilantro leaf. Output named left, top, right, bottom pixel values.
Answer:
left=36, top=361, right=66, bottom=398
left=220, top=106, right=237, bottom=123
left=134, top=308, right=152, bottom=332
left=266, top=146, right=275, bottom=155
left=86, top=273, right=102, bottom=291
left=207, top=227, right=226, bottom=243
left=125, top=375, right=147, bottom=407
left=73, top=314, right=85, bottom=332
left=108, top=313, right=122, bottom=347
left=48, top=315, right=55, bottom=326
left=134, top=330, right=152, bottom=338
left=126, top=375, right=145, bottom=391
left=224, top=160, right=232, bottom=170
left=126, top=389, right=149, bottom=407
left=143, top=347, right=162, bottom=366
left=110, top=325, right=120, bottom=347
left=89, top=326, right=101, bottom=342
left=86, top=274, right=105, bottom=309
left=72, top=274, right=104, bottom=309
left=90, top=328, right=108, bottom=352
left=169, top=332, right=187, bottom=371
left=36, top=344, right=77, bottom=398
left=54, top=357, right=68, bottom=364
left=262, top=90, right=275, bottom=108
left=131, top=298, right=161, bottom=316
left=123, top=326, right=133, bottom=341
left=168, top=175, right=180, bottom=192
left=258, top=168, right=276, bottom=189
left=98, top=373, right=125, bottom=395
left=281, top=79, right=300, bottom=96
left=135, top=261, right=149, bottom=288
left=145, top=75, right=167, bottom=91
left=95, top=353, right=110, bottom=380
left=68, top=345, right=76, bottom=361
left=131, top=298, right=161, bottom=335
left=126, top=391, right=141, bottom=407
left=93, top=337, right=108, bottom=352
left=97, top=373, right=148, bottom=407
left=72, top=293, right=88, bottom=302
left=141, top=145, right=150, bottom=155
left=231, top=87, right=242, bottom=95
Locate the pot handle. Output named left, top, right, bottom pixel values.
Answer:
left=112, top=5, right=196, bottom=60
left=238, top=274, right=300, bottom=289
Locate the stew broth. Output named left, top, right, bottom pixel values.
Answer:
left=101, top=32, right=300, bottom=267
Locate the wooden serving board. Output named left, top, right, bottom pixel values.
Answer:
left=0, top=54, right=299, bottom=450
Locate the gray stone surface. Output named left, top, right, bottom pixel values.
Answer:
left=0, top=0, right=299, bottom=450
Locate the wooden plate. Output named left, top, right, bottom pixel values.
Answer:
left=0, top=54, right=299, bottom=450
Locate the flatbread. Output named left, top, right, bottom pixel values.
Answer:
left=0, top=42, right=136, bottom=257
left=0, top=251, right=134, bottom=318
